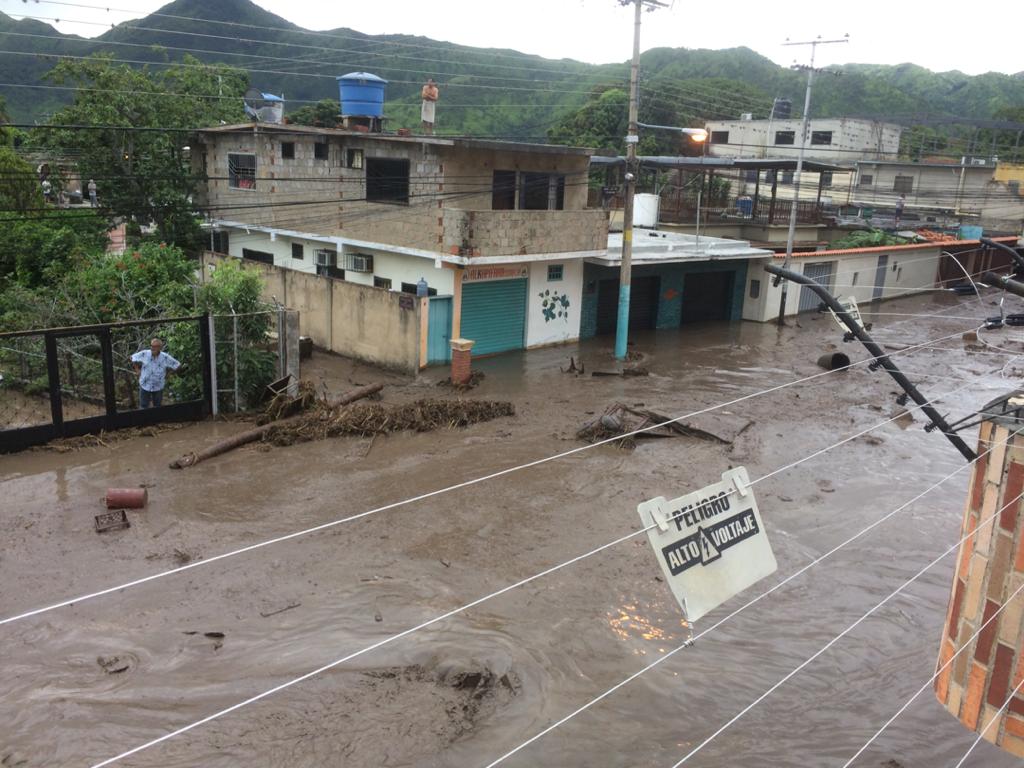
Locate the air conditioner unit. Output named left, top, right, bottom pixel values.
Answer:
left=350, top=254, right=373, bottom=273
left=315, top=249, right=336, bottom=267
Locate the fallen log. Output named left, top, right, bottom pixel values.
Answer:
left=169, top=383, right=383, bottom=469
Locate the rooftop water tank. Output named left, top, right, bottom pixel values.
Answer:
left=633, top=193, right=660, bottom=228
left=771, top=97, right=792, bottom=120
left=337, top=72, right=387, bottom=118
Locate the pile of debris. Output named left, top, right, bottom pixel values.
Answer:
left=170, top=382, right=514, bottom=468
left=577, top=402, right=748, bottom=450
left=264, top=398, right=514, bottom=446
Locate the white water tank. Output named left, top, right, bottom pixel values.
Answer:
left=633, top=193, right=660, bottom=228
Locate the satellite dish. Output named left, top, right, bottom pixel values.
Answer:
left=244, top=87, right=268, bottom=112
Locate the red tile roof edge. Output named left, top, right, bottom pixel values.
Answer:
left=772, top=236, right=1018, bottom=259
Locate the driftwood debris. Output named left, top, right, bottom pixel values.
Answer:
left=169, top=383, right=383, bottom=469
left=577, top=403, right=750, bottom=450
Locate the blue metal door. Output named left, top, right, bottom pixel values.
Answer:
left=427, top=296, right=453, bottom=364
left=461, top=279, right=527, bottom=356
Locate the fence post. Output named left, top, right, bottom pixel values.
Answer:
left=206, top=314, right=218, bottom=417
left=285, top=310, right=300, bottom=396
left=99, top=328, right=116, bottom=418
left=233, top=313, right=240, bottom=413
left=43, top=333, right=63, bottom=434
left=277, top=308, right=286, bottom=380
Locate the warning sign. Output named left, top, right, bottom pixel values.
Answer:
left=828, top=295, right=866, bottom=332
left=638, top=467, right=777, bottom=622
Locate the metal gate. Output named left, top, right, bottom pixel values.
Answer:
left=461, top=279, right=527, bottom=356
left=798, top=262, right=836, bottom=312
left=873, top=254, right=889, bottom=300
left=427, top=296, right=453, bottom=364
left=0, top=315, right=213, bottom=453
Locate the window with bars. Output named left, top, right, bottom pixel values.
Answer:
left=774, top=130, right=795, bottom=145
left=374, top=276, right=392, bottom=290
left=859, top=173, right=873, bottom=187
left=711, top=130, right=730, bottom=145
left=228, top=154, right=256, bottom=189
left=291, top=243, right=304, bottom=260
left=314, top=142, right=329, bottom=161
left=810, top=130, right=833, bottom=145
left=281, top=142, right=295, bottom=160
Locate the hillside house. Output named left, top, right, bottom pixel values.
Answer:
left=193, top=123, right=608, bottom=361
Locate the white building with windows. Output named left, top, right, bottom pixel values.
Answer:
left=705, top=117, right=902, bottom=163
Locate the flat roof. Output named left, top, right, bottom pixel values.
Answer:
left=855, top=159, right=995, bottom=169
left=195, top=123, right=593, bottom=156
left=590, top=155, right=853, bottom=172
left=772, top=235, right=1019, bottom=259
left=596, top=229, right=773, bottom=266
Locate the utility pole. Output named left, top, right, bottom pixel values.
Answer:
left=775, top=34, right=848, bottom=326
left=615, top=0, right=666, bottom=361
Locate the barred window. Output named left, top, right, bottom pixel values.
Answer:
left=228, top=153, right=256, bottom=189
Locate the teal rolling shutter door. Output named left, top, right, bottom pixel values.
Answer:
left=461, top=279, right=527, bottom=356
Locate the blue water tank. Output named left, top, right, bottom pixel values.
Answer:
left=737, top=196, right=753, bottom=217
left=337, top=72, right=387, bottom=118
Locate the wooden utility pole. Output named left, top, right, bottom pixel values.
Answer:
left=615, top=0, right=666, bottom=360
left=775, top=35, right=848, bottom=325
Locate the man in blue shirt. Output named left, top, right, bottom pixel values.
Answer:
left=131, top=338, right=181, bottom=408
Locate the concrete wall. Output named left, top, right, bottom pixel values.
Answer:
left=525, top=260, right=584, bottom=347
left=580, top=259, right=749, bottom=338
left=707, top=118, right=901, bottom=162
left=442, top=208, right=609, bottom=257
left=742, top=245, right=943, bottom=322
left=202, top=252, right=422, bottom=372
left=197, top=130, right=600, bottom=254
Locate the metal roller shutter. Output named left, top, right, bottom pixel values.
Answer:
left=461, top=279, right=527, bottom=356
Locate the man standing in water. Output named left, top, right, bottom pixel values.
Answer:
left=131, top=338, right=180, bottom=408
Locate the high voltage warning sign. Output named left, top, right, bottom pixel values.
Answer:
left=638, top=467, right=777, bottom=622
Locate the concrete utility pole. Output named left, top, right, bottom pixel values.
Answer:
left=775, top=35, right=848, bottom=326
left=615, top=0, right=666, bottom=361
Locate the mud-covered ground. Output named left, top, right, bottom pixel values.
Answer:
left=2, top=291, right=1023, bottom=768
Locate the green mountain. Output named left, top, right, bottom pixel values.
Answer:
left=2, top=0, right=1023, bottom=138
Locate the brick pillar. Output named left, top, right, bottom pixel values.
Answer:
left=936, top=393, right=1024, bottom=755
left=450, top=338, right=474, bottom=386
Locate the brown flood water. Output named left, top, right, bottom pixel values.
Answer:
left=1, top=292, right=1021, bottom=767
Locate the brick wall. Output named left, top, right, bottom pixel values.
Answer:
left=936, top=412, right=1024, bottom=756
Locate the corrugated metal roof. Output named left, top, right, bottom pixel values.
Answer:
left=770, top=235, right=1019, bottom=259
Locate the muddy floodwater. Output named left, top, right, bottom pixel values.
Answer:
left=2, top=292, right=1023, bottom=767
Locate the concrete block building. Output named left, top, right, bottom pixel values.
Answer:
left=193, top=123, right=609, bottom=362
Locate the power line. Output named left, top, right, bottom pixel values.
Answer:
left=668, top=469, right=1024, bottom=768
left=0, top=321, right=985, bottom=629
left=87, top=370, right=994, bottom=768
left=952, top=677, right=1024, bottom=767
left=483, top=421, right=1023, bottom=768
left=840, top=579, right=1024, bottom=766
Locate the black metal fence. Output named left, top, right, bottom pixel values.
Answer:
left=0, top=315, right=212, bottom=453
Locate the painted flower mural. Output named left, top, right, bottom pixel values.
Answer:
left=539, top=289, right=570, bottom=322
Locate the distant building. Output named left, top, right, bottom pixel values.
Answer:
left=705, top=117, right=902, bottom=163
left=854, top=158, right=1024, bottom=230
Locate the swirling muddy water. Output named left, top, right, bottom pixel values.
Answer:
left=1, top=292, right=1020, bottom=767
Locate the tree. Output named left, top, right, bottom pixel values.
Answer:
left=0, top=146, right=42, bottom=214
left=288, top=99, right=342, bottom=128
left=32, top=54, right=249, bottom=247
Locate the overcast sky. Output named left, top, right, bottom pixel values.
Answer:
left=2, top=0, right=1020, bottom=77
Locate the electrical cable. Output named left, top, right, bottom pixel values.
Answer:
left=86, top=369, right=997, bottom=768
left=952, top=677, right=1024, bottom=768
left=483, top=423, right=1024, bottom=768
left=840, top=582, right=1024, bottom=766
left=0, top=322, right=983, bottom=629
left=667, top=472, right=1024, bottom=768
